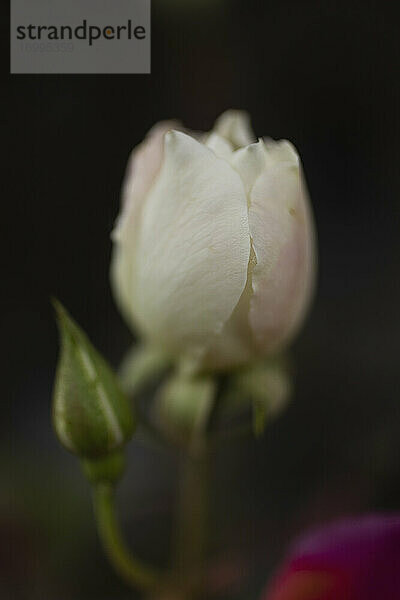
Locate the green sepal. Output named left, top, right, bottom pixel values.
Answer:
left=52, top=300, right=135, bottom=459
left=154, top=371, right=216, bottom=449
left=119, top=344, right=170, bottom=396
left=82, top=450, right=125, bottom=485
left=221, top=358, right=292, bottom=438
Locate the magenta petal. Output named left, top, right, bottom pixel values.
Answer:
left=264, top=514, right=400, bottom=600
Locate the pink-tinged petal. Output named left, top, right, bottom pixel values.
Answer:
left=249, top=141, right=316, bottom=355
left=111, top=120, right=179, bottom=328
left=115, top=120, right=180, bottom=240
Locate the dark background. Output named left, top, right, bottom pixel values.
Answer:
left=3, top=0, right=400, bottom=598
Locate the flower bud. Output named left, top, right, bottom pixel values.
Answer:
left=111, top=110, right=316, bottom=372
left=52, top=300, right=135, bottom=459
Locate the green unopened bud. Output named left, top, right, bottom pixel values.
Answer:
left=52, top=300, right=135, bottom=459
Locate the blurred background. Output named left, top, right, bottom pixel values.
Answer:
left=3, top=0, right=400, bottom=598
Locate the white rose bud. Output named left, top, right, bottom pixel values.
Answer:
left=111, top=110, right=316, bottom=371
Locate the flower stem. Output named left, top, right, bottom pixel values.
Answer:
left=93, top=482, right=163, bottom=593
left=173, top=449, right=209, bottom=593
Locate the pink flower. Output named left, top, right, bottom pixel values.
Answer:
left=263, top=515, right=400, bottom=600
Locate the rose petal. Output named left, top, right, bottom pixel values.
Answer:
left=131, top=130, right=251, bottom=362
left=213, top=109, right=255, bottom=149
left=249, top=140, right=316, bottom=354
left=111, top=120, right=179, bottom=327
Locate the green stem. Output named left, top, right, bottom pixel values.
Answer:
left=93, top=483, right=163, bottom=593
left=173, top=450, right=209, bottom=594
